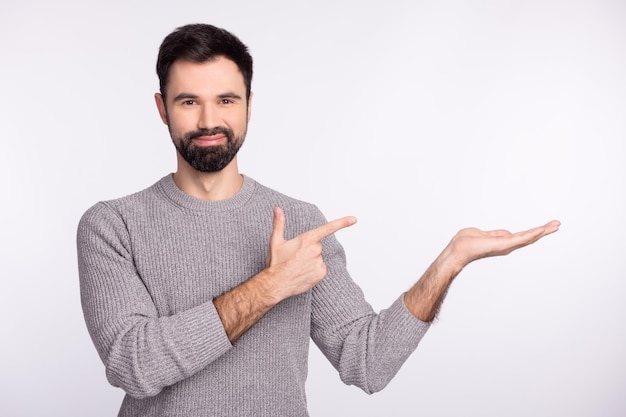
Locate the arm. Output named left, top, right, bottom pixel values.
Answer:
left=213, top=206, right=427, bottom=394
left=404, top=220, right=561, bottom=321
left=310, top=217, right=560, bottom=394
left=78, top=203, right=232, bottom=398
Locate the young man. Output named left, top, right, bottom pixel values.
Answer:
left=77, top=23, right=560, bottom=417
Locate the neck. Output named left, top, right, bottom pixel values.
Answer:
left=173, top=156, right=243, bottom=201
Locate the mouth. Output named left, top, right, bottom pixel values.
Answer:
left=192, top=133, right=227, bottom=146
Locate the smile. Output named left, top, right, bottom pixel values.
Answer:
left=192, top=134, right=227, bottom=146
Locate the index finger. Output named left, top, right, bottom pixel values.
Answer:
left=305, top=216, right=357, bottom=242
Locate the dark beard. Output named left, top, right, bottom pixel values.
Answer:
left=173, top=126, right=245, bottom=173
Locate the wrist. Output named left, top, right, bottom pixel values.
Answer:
left=435, top=244, right=465, bottom=282
left=252, top=268, right=284, bottom=306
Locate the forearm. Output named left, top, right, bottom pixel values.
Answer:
left=101, top=302, right=231, bottom=398
left=403, top=246, right=463, bottom=322
left=213, top=269, right=280, bottom=342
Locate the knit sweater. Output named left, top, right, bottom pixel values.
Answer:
left=77, top=174, right=430, bottom=417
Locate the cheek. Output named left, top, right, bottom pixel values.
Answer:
left=228, top=112, right=249, bottom=133
left=167, top=112, right=194, bottom=135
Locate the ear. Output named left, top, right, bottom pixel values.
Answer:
left=154, top=93, right=168, bottom=125
left=247, top=91, right=253, bottom=122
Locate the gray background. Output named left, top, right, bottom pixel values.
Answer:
left=1, top=0, right=625, bottom=416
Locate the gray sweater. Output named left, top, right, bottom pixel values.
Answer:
left=77, top=174, right=430, bottom=416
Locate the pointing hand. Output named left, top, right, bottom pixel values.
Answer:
left=266, top=207, right=357, bottom=300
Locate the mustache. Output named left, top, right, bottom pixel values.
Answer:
left=184, top=126, right=234, bottom=142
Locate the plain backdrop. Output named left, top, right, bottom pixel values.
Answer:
left=1, top=0, right=625, bottom=416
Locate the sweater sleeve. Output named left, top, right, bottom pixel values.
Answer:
left=309, top=211, right=431, bottom=394
left=77, top=202, right=232, bottom=399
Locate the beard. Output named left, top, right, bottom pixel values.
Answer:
left=171, top=126, right=246, bottom=173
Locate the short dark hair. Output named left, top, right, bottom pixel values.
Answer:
left=156, top=24, right=253, bottom=100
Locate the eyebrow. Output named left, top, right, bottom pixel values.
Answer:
left=172, top=92, right=243, bottom=102
left=217, top=92, right=243, bottom=100
left=172, top=93, right=199, bottom=102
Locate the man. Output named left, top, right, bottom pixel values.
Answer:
left=77, top=23, right=560, bottom=417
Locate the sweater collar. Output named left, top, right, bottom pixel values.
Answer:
left=156, top=173, right=256, bottom=212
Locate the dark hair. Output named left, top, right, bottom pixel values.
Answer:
left=156, top=24, right=253, bottom=100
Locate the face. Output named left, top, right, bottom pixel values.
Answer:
left=155, top=57, right=252, bottom=173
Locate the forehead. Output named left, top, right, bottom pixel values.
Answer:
left=166, top=57, right=246, bottom=97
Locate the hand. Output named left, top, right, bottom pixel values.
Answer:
left=445, top=219, right=561, bottom=269
left=265, top=207, right=357, bottom=301
left=214, top=207, right=356, bottom=342
left=403, top=219, right=560, bottom=321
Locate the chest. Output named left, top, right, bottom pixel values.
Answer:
left=128, top=211, right=270, bottom=315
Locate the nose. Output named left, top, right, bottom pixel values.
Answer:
left=198, top=104, right=220, bottom=130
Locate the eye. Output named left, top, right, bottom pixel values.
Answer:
left=182, top=100, right=196, bottom=106
left=220, top=98, right=233, bottom=105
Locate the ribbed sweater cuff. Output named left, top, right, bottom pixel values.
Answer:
left=389, top=294, right=431, bottom=343
left=178, top=301, right=232, bottom=364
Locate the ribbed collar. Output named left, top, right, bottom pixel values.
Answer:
left=155, top=173, right=257, bottom=212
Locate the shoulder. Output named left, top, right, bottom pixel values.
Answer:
left=248, top=178, right=325, bottom=222
left=77, top=176, right=168, bottom=233
left=247, top=176, right=328, bottom=233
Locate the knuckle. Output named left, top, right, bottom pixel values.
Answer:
left=301, top=233, right=315, bottom=246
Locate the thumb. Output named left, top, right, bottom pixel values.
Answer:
left=269, top=206, right=286, bottom=247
